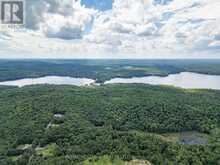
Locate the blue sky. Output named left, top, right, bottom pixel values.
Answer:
left=81, top=0, right=113, bottom=11
left=0, top=0, right=220, bottom=59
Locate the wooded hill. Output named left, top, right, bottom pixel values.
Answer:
left=0, top=84, right=220, bottom=165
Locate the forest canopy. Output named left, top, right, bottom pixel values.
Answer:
left=0, top=84, right=220, bottom=164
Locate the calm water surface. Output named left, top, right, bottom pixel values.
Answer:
left=1, top=72, right=220, bottom=89
left=0, top=76, right=95, bottom=87
left=105, top=72, right=220, bottom=90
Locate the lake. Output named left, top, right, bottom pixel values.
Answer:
left=105, top=72, right=220, bottom=90
left=1, top=72, right=220, bottom=89
left=0, top=76, right=95, bottom=87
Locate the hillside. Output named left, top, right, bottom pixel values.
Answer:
left=0, top=84, right=220, bottom=164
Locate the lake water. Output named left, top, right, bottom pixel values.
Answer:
left=1, top=72, right=220, bottom=89
left=0, top=76, right=95, bottom=87
left=105, top=72, right=220, bottom=90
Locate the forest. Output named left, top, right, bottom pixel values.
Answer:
left=0, top=84, right=220, bottom=165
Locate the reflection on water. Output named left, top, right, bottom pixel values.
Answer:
left=105, top=72, right=220, bottom=90
left=1, top=72, right=220, bottom=89
left=0, top=76, right=95, bottom=87
left=179, top=132, right=208, bottom=145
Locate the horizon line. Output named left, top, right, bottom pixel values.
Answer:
left=1, top=57, right=220, bottom=60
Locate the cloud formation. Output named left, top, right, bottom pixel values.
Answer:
left=25, top=0, right=96, bottom=39
left=0, top=0, right=220, bottom=58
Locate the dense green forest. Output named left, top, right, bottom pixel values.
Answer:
left=1, top=59, right=220, bottom=83
left=0, top=84, right=220, bottom=165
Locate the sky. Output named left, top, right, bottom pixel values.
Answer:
left=0, top=0, right=220, bottom=59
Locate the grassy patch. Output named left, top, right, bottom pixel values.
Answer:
left=160, top=133, right=181, bottom=143
left=35, top=143, right=57, bottom=157
left=126, top=159, right=152, bottom=165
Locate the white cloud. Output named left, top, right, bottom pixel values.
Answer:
left=0, top=0, right=220, bottom=58
left=25, top=0, right=96, bottom=39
